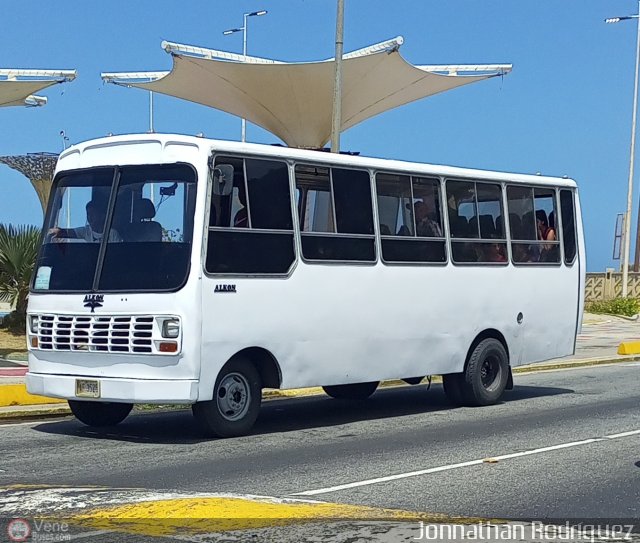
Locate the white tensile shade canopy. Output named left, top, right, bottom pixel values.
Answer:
left=102, top=37, right=512, bottom=148
left=0, top=69, right=76, bottom=108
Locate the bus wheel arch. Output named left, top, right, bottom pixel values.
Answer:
left=465, top=329, right=510, bottom=369
left=233, top=346, right=282, bottom=389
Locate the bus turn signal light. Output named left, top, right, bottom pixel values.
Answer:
left=158, top=341, right=178, bottom=353
left=30, top=337, right=38, bottom=348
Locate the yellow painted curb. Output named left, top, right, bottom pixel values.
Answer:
left=72, top=496, right=472, bottom=537
left=0, top=384, right=65, bottom=407
left=617, top=341, right=640, bottom=355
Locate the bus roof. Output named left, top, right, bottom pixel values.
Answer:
left=59, top=132, right=578, bottom=189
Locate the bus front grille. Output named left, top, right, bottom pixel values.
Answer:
left=35, top=314, right=155, bottom=354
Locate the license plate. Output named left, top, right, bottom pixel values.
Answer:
left=75, top=379, right=100, bottom=398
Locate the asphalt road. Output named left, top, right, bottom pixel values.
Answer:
left=1, top=362, right=639, bottom=541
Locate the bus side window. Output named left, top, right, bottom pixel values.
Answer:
left=206, top=156, right=295, bottom=275
left=447, top=180, right=507, bottom=265
left=295, top=165, right=376, bottom=263
left=375, top=172, right=446, bottom=264
left=507, top=185, right=560, bottom=265
left=560, top=189, right=577, bottom=264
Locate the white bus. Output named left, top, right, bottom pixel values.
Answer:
left=26, top=134, right=584, bottom=437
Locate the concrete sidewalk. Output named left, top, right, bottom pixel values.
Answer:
left=1, top=313, right=638, bottom=418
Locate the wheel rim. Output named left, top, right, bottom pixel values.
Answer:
left=216, top=372, right=251, bottom=422
left=480, top=355, right=502, bottom=391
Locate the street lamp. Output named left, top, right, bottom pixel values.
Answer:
left=223, top=10, right=268, bottom=143
left=606, top=4, right=640, bottom=296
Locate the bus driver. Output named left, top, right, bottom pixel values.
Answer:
left=48, top=199, right=122, bottom=243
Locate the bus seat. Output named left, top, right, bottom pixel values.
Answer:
left=509, top=213, right=523, bottom=239
left=495, top=215, right=504, bottom=238
left=128, top=199, right=163, bottom=241
left=396, top=224, right=411, bottom=236
left=479, top=214, right=497, bottom=238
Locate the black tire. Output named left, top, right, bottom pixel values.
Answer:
left=322, top=381, right=379, bottom=400
left=459, top=338, right=509, bottom=406
left=68, top=400, right=133, bottom=427
left=192, top=357, right=262, bottom=438
left=442, top=373, right=465, bottom=406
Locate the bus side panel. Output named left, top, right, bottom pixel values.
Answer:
left=198, top=262, right=528, bottom=392
left=510, top=265, right=578, bottom=366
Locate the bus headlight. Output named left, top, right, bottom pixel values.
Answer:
left=161, top=318, right=180, bottom=339
left=29, top=315, right=39, bottom=334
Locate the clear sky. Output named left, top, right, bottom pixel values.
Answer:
left=0, top=0, right=637, bottom=271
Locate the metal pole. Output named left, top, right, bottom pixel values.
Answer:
left=623, top=3, right=640, bottom=295
left=149, top=91, right=154, bottom=133
left=241, top=13, right=248, bottom=143
left=330, top=0, right=345, bottom=153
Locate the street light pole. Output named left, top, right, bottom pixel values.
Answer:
left=606, top=5, right=640, bottom=296
left=223, top=10, right=268, bottom=143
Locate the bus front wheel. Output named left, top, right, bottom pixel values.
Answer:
left=193, top=358, right=262, bottom=438
left=322, top=382, right=379, bottom=400
left=68, top=400, right=133, bottom=427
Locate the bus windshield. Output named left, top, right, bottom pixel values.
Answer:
left=33, top=163, right=197, bottom=292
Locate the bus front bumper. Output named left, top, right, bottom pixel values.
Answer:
left=26, top=373, right=199, bottom=404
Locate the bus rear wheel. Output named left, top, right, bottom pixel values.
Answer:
left=68, top=400, right=133, bottom=427
left=192, top=357, right=262, bottom=438
left=460, top=338, right=509, bottom=406
left=322, top=381, right=379, bottom=400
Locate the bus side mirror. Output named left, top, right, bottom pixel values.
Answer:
left=212, top=165, right=234, bottom=196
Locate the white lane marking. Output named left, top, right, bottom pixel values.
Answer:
left=294, top=429, right=640, bottom=496
left=605, top=429, right=640, bottom=439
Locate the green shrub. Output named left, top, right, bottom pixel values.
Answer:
left=585, top=297, right=640, bottom=317
left=1, top=311, right=26, bottom=334
left=0, top=224, right=42, bottom=331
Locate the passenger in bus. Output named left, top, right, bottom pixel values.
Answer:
left=48, top=199, right=122, bottom=243
left=536, top=210, right=557, bottom=262
left=485, top=243, right=507, bottom=263
left=537, top=210, right=556, bottom=242
left=412, top=200, right=442, bottom=237
left=512, top=243, right=532, bottom=263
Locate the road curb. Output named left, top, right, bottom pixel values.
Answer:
left=0, top=486, right=489, bottom=540
left=0, top=384, right=66, bottom=408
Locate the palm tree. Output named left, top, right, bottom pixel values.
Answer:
left=0, top=224, right=42, bottom=326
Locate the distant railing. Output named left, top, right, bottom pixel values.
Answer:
left=585, top=270, right=640, bottom=301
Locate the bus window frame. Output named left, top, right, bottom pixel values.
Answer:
left=294, top=161, right=378, bottom=266
left=32, top=162, right=198, bottom=295
left=558, top=188, right=578, bottom=267
left=506, top=183, right=563, bottom=268
left=445, top=177, right=509, bottom=267
left=374, top=170, right=448, bottom=267
left=203, top=153, right=298, bottom=279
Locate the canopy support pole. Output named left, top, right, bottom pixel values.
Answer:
left=331, top=0, right=345, bottom=153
